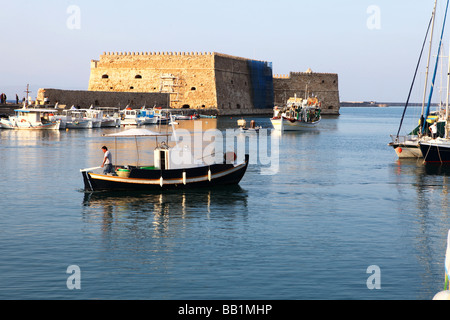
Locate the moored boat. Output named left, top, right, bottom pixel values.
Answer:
left=389, top=0, right=445, bottom=159
left=418, top=0, right=450, bottom=164
left=270, top=96, right=321, bottom=131
left=97, top=107, right=121, bottom=127
left=0, top=108, right=60, bottom=130
left=419, top=136, right=450, bottom=163
left=65, top=110, right=93, bottom=129
left=120, top=107, right=145, bottom=126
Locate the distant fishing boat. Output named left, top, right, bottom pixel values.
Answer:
left=270, top=95, right=321, bottom=131
left=171, top=110, right=198, bottom=120
left=0, top=108, right=60, bottom=130
left=237, top=118, right=261, bottom=133
left=80, top=128, right=249, bottom=191
left=199, top=114, right=217, bottom=119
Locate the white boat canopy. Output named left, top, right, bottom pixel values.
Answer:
left=103, top=128, right=170, bottom=137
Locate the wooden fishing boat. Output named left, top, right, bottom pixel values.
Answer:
left=270, top=95, right=321, bottom=131
left=80, top=128, right=249, bottom=191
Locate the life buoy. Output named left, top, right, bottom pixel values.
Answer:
left=224, top=152, right=237, bottom=163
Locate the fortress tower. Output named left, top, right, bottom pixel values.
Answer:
left=273, top=69, right=340, bottom=115
left=39, top=52, right=339, bottom=115
left=88, top=52, right=274, bottom=112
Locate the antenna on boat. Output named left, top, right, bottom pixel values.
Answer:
left=24, top=84, right=31, bottom=107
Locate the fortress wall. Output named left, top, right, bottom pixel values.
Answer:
left=214, top=54, right=254, bottom=110
left=37, top=88, right=169, bottom=109
left=88, top=52, right=218, bottom=109
left=86, top=52, right=340, bottom=115
left=273, top=72, right=340, bottom=115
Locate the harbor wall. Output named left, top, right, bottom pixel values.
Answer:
left=36, top=88, right=170, bottom=109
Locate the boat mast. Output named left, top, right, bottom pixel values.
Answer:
left=447, top=42, right=450, bottom=138
left=24, top=84, right=31, bottom=107
left=423, top=0, right=450, bottom=135
left=396, top=3, right=436, bottom=138
left=422, top=0, right=438, bottom=117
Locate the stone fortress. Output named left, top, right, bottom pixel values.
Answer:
left=38, top=51, right=340, bottom=115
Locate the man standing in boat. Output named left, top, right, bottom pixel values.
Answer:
left=430, top=122, right=438, bottom=139
left=101, top=146, right=113, bottom=174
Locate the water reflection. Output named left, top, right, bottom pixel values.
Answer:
left=81, top=186, right=248, bottom=238
left=392, top=159, right=450, bottom=298
left=0, top=128, right=61, bottom=145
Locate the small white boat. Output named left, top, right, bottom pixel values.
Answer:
left=98, top=107, right=121, bottom=127
left=153, top=108, right=170, bottom=124
left=138, top=107, right=159, bottom=124
left=172, top=110, right=198, bottom=120
left=0, top=108, right=60, bottom=130
left=65, top=110, right=93, bottom=129
left=83, top=108, right=103, bottom=128
left=271, top=96, right=321, bottom=131
left=120, top=107, right=145, bottom=126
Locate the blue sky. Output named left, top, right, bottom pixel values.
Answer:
left=0, top=0, right=446, bottom=102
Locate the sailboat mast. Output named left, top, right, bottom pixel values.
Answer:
left=423, top=0, right=450, bottom=134
left=447, top=42, right=450, bottom=138
left=395, top=4, right=436, bottom=138
left=422, top=0, right=438, bottom=116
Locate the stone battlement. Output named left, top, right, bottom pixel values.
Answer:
left=100, top=51, right=214, bottom=56
left=84, top=51, right=339, bottom=114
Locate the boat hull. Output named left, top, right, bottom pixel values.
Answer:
left=101, top=119, right=120, bottom=127
left=271, top=117, right=320, bottom=131
left=0, top=119, right=60, bottom=130
left=420, top=140, right=450, bottom=163
left=66, top=120, right=93, bottom=129
left=388, top=141, right=423, bottom=158
left=82, top=155, right=249, bottom=191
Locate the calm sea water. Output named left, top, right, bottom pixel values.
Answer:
left=0, top=107, right=449, bottom=300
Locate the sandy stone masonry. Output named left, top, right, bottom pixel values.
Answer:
left=88, top=51, right=339, bottom=114
left=37, top=51, right=340, bottom=115
left=89, top=52, right=232, bottom=110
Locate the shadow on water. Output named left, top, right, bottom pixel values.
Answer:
left=424, top=163, right=450, bottom=176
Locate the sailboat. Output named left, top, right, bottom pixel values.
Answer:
left=419, top=0, right=450, bottom=163
left=389, top=0, right=441, bottom=158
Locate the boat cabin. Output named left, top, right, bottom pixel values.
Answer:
left=15, top=108, right=55, bottom=123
